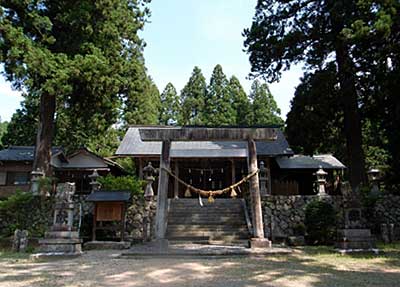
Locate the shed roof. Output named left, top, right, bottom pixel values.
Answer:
left=0, top=146, right=63, bottom=162
left=116, top=126, right=294, bottom=158
left=276, top=154, right=346, bottom=170
left=86, top=191, right=131, bottom=202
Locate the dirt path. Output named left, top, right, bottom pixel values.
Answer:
left=1, top=249, right=400, bottom=287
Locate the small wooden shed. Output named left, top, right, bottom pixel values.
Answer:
left=86, top=191, right=131, bottom=241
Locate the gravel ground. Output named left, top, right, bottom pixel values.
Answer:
left=1, top=249, right=400, bottom=287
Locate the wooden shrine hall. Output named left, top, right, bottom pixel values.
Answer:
left=115, top=126, right=346, bottom=248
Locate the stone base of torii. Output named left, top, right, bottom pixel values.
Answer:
left=139, top=127, right=275, bottom=250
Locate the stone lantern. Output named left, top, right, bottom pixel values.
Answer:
left=30, top=168, right=45, bottom=195
left=143, top=162, right=157, bottom=241
left=89, top=169, right=101, bottom=192
left=367, top=168, right=380, bottom=196
left=315, top=166, right=328, bottom=196
left=143, top=162, right=156, bottom=200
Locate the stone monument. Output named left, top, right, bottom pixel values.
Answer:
left=33, top=182, right=82, bottom=259
left=12, top=229, right=29, bottom=252
left=335, top=182, right=377, bottom=253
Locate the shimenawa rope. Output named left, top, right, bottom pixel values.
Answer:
left=161, top=167, right=259, bottom=203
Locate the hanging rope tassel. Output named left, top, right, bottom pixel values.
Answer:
left=208, top=194, right=215, bottom=203
left=198, top=193, right=204, bottom=207
left=230, top=187, right=237, bottom=198
left=184, top=187, right=192, bottom=198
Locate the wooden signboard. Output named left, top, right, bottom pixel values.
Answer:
left=96, top=202, right=123, bottom=221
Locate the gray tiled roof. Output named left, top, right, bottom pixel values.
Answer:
left=0, top=146, right=62, bottom=161
left=86, top=191, right=131, bottom=202
left=116, top=126, right=294, bottom=158
left=276, top=154, right=346, bottom=169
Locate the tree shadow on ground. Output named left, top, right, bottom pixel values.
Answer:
left=1, top=249, right=400, bottom=287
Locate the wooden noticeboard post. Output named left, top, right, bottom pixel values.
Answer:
left=86, top=191, right=131, bottom=242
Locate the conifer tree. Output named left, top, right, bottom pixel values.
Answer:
left=0, top=0, right=151, bottom=175
left=124, top=74, right=161, bottom=125
left=228, top=76, right=253, bottom=126
left=250, top=80, right=283, bottom=126
left=159, top=83, right=180, bottom=125
left=179, top=67, right=207, bottom=126
left=204, top=65, right=236, bottom=126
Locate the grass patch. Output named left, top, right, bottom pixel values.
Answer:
left=0, top=249, right=31, bottom=261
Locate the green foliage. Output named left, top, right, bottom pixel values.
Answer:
left=203, top=65, right=236, bottom=126
left=159, top=83, right=180, bottom=125
left=123, top=74, right=162, bottom=126
left=1, top=93, right=39, bottom=147
left=0, top=190, right=51, bottom=238
left=293, top=223, right=306, bottom=236
left=286, top=64, right=345, bottom=158
left=0, top=0, right=152, bottom=172
left=244, top=0, right=400, bottom=188
left=179, top=66, right=207, bottom=126
left=114, top=157, right=136, bottom=175
left=229, top=76, right=253, bottom=126
left=0, top=118, right=8, bottom=149
left=98, top=175, right=144, bottom=195
left=305, top=200, right=337, bottom=245
left=250, top=80, right=284, bottom=126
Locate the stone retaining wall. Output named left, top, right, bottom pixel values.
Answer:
left=262, top=195, right=344, bottom=240
left=261, top=194, right=400, bottom=241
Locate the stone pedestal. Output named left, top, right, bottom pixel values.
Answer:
left=336, top=183, right=377, bottom=253
left=38, top=231, right=82, bottom=254
left=249, top=238, right=272, bottom=249
left=33, top=183, right=82, bottom=259
left=335, top=229, right=376, bottom=252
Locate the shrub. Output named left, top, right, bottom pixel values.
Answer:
left=293, top=223, right=306, bottom=236
left=305, top=200, right=337, bottom=245
left=0, top=190, right=51, bottom=238
left=98, top=175, right=144, bottom=195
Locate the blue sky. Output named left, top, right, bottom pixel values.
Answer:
left=0, top=0, right=303, bottom=122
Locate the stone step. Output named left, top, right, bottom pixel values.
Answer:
left=168, top=239, right=249, bottom=247
left=166, top=230, right=249, bottom=238
left=167, top=225, right=248, bottom=232
left=168, top=217, right=246, bottom=225
left=170, top=204, right=243, bottom=209
left=169, top=210, right=244, bottom=215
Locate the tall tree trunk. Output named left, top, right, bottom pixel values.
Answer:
left=335, top=40, right=366, bottom=190
left=33, top=92, right=56, bottom=176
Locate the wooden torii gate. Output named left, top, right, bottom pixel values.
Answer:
left=139, top=127, right=276, bottom=249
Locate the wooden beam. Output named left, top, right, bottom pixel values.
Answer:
left=139, top=127, right=277, bottom=141
left=155, top=140, right=171, bottom=242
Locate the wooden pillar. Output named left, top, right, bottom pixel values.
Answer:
left=92, top=204, right=97, bottom=241
left=174, top=161, right=179, bottom=199
left=154, top=140, right=171, bottom=247
left=247, top=138, right=271, bottom=248
left=266, top=158, right=272, bottom=195
left=231, top=160, right=236, bottom=185
left=138, top=158, right=143, bottom=179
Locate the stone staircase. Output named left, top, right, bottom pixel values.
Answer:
left=166, top=198, right=250, bottom=245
